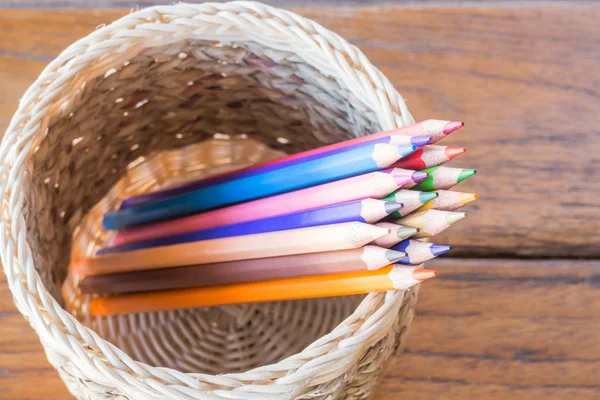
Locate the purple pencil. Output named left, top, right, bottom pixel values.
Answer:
left=392, top=239, right=452, bottom=265
left=112, top=169, right=427, bottom=247
left=100, top=199, right=402, bottom=255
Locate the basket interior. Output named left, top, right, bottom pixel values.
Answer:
left=25, top=39, right=384, bottom=373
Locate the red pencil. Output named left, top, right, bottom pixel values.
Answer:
left=391, top=145, right=465, bottom=170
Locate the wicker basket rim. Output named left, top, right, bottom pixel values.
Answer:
left=0, top=2, right=414, bottom=397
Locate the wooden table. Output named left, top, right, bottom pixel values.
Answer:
left=1, top=3, right=599, bottom=399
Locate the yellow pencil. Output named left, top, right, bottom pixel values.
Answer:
left=417, top=190, right=478, bottom=211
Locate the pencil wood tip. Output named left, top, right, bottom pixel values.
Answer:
left=443, top=121, right=464, bottom=135
left=412, top=268, right=437, bottom=281
left=384, top=202, right=404, bottom=214
left=430, top=244, right=452, bottom=257
left=373, top=143, right=405, bottom=167
left=446, top=146, right=466, bottom=159
left=398, top=145, right=418, bottom=158
left=446, top=212, right=467, bottom=225
left=393, top=175, right=413, bottom=187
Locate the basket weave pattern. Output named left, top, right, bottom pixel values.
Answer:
left=1, top=3, right=418, bottom=399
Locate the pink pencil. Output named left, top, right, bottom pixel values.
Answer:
left=112, top=169, right=427, bottom=247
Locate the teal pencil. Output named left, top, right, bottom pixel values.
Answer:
left=382, top=189, right=439, bottom=218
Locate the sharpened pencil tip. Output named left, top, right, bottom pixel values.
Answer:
left=411, top=136, right=433, bottom=147
left=412, top=171, right=429, bottom=183
left=457, top=169, right=476, bottom=183
left=458, top=192, right=478, bottom=205
left=442, top=121, right=464, bottom=135
left=386, top=249, right=407, bottom=263
left=384, top=202, right=404, bottom=214
left=395, top=226, right=419, bottom=239
left=419, top=191, right=439, bottom=203
left=445, top=146, right=466, bottom=160
left=412, top=268, right=437, bottom=281
left=446, top=212, right=467, bottom=225
left=430, top=244, right=452, bottom=257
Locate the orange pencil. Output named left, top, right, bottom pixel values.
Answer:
left=77, top=222, right=390, bottom=277
left=89, top=266, right=437, bottom=316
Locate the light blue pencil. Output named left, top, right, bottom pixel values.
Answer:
left=103, top=143, right=416, bottom=230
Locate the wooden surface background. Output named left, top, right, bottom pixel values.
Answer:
left=1, top=3, right=599, bottom=399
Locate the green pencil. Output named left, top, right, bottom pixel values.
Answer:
left=411, top=167, right=476, bottom=191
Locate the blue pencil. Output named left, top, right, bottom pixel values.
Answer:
left=102, top=143, right=416, bottom=230
left=391, top=240, right=451, bottom=265
left=120, top=136, right=430, bottom=209
left=98, top=199, right=403, bottom=255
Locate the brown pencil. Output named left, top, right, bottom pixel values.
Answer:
left=79, top=245, right=406, bottom=295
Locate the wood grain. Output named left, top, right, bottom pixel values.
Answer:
left=1, top=7, right=598, bottom=257
left=2, top=259, right=599, bottom=399
left=384, top=258, right=600, bottom=399
left=0, top=5, right=599, bottom=400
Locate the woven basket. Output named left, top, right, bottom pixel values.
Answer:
left=1, top=2, right=420, bottom=399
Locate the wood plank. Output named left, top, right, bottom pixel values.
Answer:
left=375, top=258, right=600, bottom=399
left=2, top=258, right=599, bottom=399
left=1, top=7, right=598, bottom=257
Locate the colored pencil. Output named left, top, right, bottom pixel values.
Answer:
left=417, top=190, right=478, bottom=211
left=385, top=120, right=463, bottom=143
left=103, top=143, right=416, bottom=230
left=392, top=240, right=452, bottom=265
left=111, top=170, right=422, bottom=247
left=383, top=189, right=439, bottom=219
left=88, top=265, right=437, bottom=316
left=99, top=199, right=402, bottom=255
left=120, top=136, right=432, bottom=209
left=391, top=145, right=465, bottom=170
left=411, top=167, right=477, bottom=191
left=80, top=246, right=407, bottom=294
left=394, top=210, right=466, bottom=238
left=372, top=223, right=420, bottom=247
left=78, top=222, right=391, bottom=277
left=119, top=119, right=461, bottom=209
left=382, top=168, right=429, bottom=189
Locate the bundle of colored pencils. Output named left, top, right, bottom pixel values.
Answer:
left=79, top=120, right=476, bottom=316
